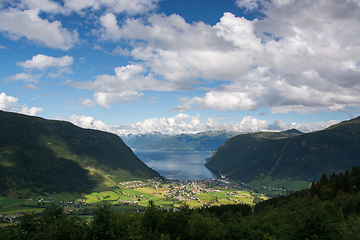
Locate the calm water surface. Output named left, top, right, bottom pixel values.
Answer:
left=133, top=149, right=219, bottom=180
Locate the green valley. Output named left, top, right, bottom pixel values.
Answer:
left=1, top=168, right=360, bottom=239
left=0, top=177, right=268, bottom=227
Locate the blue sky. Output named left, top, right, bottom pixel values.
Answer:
left=1, top=0, right=359, bottom=136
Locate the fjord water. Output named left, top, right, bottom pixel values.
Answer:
left=133, top=149, right=219, bottom=180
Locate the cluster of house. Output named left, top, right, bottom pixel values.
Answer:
left=37, top=197, right=53, bottom=203
left=257, top=186, right=285, bottom=191
left=60, top=199, right=91, bottom=208
left=120, top=180, right=146, bottom=188
left=117, top=199, right=138, bottom=205
left=205, top=178, right=230, bottom=187
left=154, top=179, right=223, bottom=201
left=26, top=197, right=55, bottom=203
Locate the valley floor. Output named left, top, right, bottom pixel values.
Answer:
left=0, top=178, right=269, bottom=225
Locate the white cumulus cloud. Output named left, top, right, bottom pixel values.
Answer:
left=6, top=54, right=74, bottom=86
left=91, top=0, right=360, bottom=115
left=19, top=106, right=44, bottom=116
left=100, top=12, right=262, bottom=81
left=0, top=8, right=78, bottom=50
left=0, top=92, right=18, bottom=111
left=0, top=92, right=44, bottom=116
left=235, top=0, right=260, bottom=11
left=173, top=87, right=262, bottom=112
left=63, top=0, right=160, bottom=15
left=11, top=0, right=161, bottom=15
left=5, top=73, right=39, bottom=83
left=69, top=114, right=111, bottom=132
left=17, top=54, right=73, bottom=69
left=68, top=113, right=341, bottom=137
left=70, top=63, right=190, bottom=108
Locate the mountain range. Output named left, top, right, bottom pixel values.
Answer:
left=127, top=131, right=239, bottom=151
left=130, top=132, right=169, bottom=149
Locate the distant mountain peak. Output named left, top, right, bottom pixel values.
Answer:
left=284, top=129, right=303, bottom=134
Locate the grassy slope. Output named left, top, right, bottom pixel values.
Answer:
left=0, top=111, right=160, bottom=196
left=206, top=120, right=360, bottom=190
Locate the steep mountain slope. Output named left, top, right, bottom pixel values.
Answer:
left=206, top=118, right=360, bottom=187
left=139, top=131, right=239, bottom=151
left=0, top=111, right=161, bottom=196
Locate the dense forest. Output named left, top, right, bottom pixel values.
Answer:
left=1, top=167, right=360, bottom=239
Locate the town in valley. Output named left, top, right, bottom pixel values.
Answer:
left=0, top=177, right=276, bottom=225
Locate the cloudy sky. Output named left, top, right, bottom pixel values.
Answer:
left=1, top=0, right=359, bottom=136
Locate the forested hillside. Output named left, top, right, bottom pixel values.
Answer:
left=1, top=168, right=360, bottom=239
left=206, top=117, right=360, bottom=188
left=0, top=111, right=160, bottom=196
